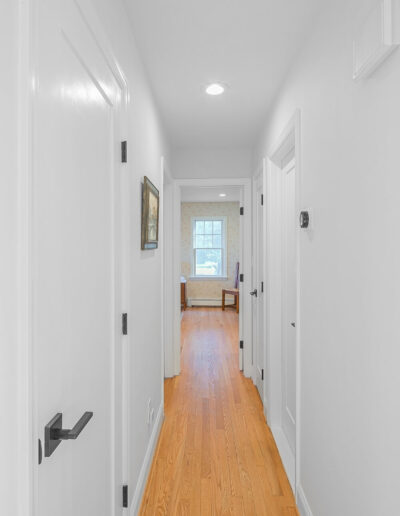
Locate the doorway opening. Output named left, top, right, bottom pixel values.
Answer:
left=163, top=178, right=252, bottom=380
left=179, top=186, right=242, bottom=367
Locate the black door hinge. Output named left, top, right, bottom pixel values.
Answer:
left=261, top=369, right=264, bottom=381
left=239, top=340, right=244, bottom=349
left=240, top=207, right=244, bottom=215
left=261, top=194, right=264, bottom=206
left=121, top=141, right=127, bottom=163
left=122, top=484, right=128, bottom=508
left=122, top=313, right=128, bottom=335
left=239, top=273, right=244, bottom=283
left=261, top=281, right=264, bottom=293
left=38, top=439, right=43, bottom=465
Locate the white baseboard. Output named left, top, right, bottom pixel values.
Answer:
left=270, top=425, right=295, bottom=493
left=130, top=403, right=164, bottom=515
left=297, top=484, right=313, bottom=516
left=263, top=398, right=268, bottom=425
left=188, top=297, right=236, bottom=307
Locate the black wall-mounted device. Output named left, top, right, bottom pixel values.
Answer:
left=299, top=210, right=310, bottom=229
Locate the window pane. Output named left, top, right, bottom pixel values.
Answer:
left=204, top=221, right=213, bottom=234
left=195, top=249, right=222, bottom=276
left=195, top=235, right=204, bottom=248
left=213, top=221, right=222, bottom=234
left=213, top=234, right=222, bottom=248
left=204, top=235, right=213, bottom=248
left=195, top=220, right=204, bottom=234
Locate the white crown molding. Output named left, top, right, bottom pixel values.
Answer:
left=353, top=0, right=400, bottom=80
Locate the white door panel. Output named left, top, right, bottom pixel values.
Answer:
left=33, top=1, right=123, bottom=514
left=282, top=160, right=296, bottom=454
left=254, top=182, right=264, bottom=399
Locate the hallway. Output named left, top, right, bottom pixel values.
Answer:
left=4, top=0, right=400, bottom=514
left=140, top=308, right=298, bottom=515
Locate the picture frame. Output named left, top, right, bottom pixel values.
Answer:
left=141, top=176, right=160, bottom=250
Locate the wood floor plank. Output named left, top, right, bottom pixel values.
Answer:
left=139, top=308, right=299, bottom=515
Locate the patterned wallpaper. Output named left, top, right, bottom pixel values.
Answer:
left=181, top=202, right=240, bottom=303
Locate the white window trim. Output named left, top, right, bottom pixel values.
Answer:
left=191, top=216, right=227, bottom=280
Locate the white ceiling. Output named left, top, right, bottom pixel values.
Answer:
left=125, top=0, right=323, bottom=148
left=181, top=186, right=241, bottom=203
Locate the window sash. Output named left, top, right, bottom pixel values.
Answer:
left=191, top=217, right=227, bottom=277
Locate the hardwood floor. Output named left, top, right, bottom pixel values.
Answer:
left=139, top=307, right=298, bottom=515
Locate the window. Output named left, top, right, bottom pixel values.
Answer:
left=191, top=217, right=227, bottom=278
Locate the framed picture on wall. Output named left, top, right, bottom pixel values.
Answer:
left=141, top=176, right=159, bottom=250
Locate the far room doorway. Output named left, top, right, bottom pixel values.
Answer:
left=163, top=178, right=252, bottom=380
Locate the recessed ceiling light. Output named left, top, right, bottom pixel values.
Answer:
left=219, top=193, right=227, bottom=197
left=206, top=83, right=225, bottom=96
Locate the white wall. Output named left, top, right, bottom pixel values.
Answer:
left=0, top=1, right=19, bottom=514
left=255, top=0, right=400, bottom=514
left=92, top=0, right=170, bottom=509
left=172, top=148, right=252, bottom=179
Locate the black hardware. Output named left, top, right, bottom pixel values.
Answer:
left=261, top=281, right=264, bottom=293
left=122, top=313, right=128, bottom=335
left=299, top=210, right=309, bottom=229
left=121, top=141, right=127, bottom=163
left=122, top=485, right=128, bottom=508
left=239, top=273, right=244, bottom=282
left=261, top=369, right=264, bottom=381
left=38, top=439, right=43, bottom=465
left=291, top=322, right=296, bottom=327
left=239, top=340, right=244, bottom=349
left=250, top=289, right=258, bottom=297
left=45, top=412, right=93, bottom=458
left=240, top=207, right=244, bottom=215
left=261, top=194, right=264, bottom=206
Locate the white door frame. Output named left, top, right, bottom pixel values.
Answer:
left=251, top=165, right=267, bottom=399
left=17, top=1, right=130, bottom=513
left=164, top=177, right=253, bottom=378
left=162, top=164, right=176, bottom=378
left=264, top=110, right=301, bottom=496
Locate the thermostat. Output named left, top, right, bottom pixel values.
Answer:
left=299, top=210, right=310, bottom=229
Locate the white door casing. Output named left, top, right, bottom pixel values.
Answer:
left=252, top=174, right=265, bottom=398
left=31, top=0, right=127, bottom=514
left=281, top=159, right=297, bottom=454
left=264, top=110, right=301, bottom=494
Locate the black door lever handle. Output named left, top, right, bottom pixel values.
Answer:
left=54, top=412, right=93, bottom=440
left=45, top=411, right=93, bottom=457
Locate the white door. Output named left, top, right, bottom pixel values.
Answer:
left=33, top=1, right=124, bottom=514
left=281, top=159, right=297, bottom=454
left=239, top=197, right=244, bottom=371
left=252, top=180, right=264, bottom=399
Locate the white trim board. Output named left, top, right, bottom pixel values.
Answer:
left=130, top=404, right=164, bottom=516
left=271, top=425, right=295, bottom=493
left=297, top=485, right=314, bottom=516
left=188, top=298, right=236, bottom=307
left=353, top=0, right=400, bottom=81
